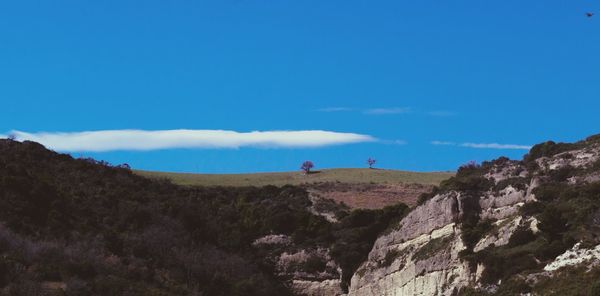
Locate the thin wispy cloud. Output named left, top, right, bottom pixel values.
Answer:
left=363, top=107, right=411, bottom=115
left=316, top=107, right=354, bottom=112
left=380, top=139, right=407, bottom=145
left=4, top=129, right=376, bottom=152
left=432, top=140, right=531, bottom=150
left=460, top=143, right=532, bottom=150
left=431, top=141, right=455, bottom=146
left=316, top=107, right=453, bottom=117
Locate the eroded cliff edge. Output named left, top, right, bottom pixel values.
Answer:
left=349, top=135, right=600, bottom=295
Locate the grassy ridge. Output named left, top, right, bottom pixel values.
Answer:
left=135, top=168, right=454, bottom=187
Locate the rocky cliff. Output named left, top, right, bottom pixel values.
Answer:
left=348, top=135, right=600, bottom=295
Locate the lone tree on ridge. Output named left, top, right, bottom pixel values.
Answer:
left=301, top=161, right=314, bottom=174
left=367, top=157, right=376, bottom=169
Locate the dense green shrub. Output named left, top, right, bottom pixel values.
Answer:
left=461, top=219, right=493, bottom=251
left=548, top=165, right=579, bottom=182
left=524, top=141, right=578, bottom=163
left=494, top=177, right=529, bottom=192
left=538, top=205, right=569, bottom=241
left=520, top=201, right=545, bottom=216
left=478, top=246, right=540, bottom=284
left=302, top=255, right=327, bottom=273
left=507, top=228, right=536, bottom=247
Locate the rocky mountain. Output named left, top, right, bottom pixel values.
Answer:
left=348, top=134, right=600, bottom=295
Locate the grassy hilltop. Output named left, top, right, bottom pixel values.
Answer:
left=135, top=168, right=454, bottom=187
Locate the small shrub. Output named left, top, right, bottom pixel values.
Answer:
left=520, top=201, right=545, bottom=216
left=461, top=219, right=493, bottom=251
left=381, top=249, right=401, bottom=267
left=494, top=177, right=529, bottom=192
left=549, top=165, right=578, bottom=182
left=413, top=235, right=454, bottom=262
left=303, top=255, right=327, bottom=273
left=508, top=228, right=536, bottom=247
left=532, top=184, right=563, bottom=202
left=538, top=205, right=568, bottom=241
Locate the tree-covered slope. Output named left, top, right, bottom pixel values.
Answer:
left=0, top=139, right=409, bottom=295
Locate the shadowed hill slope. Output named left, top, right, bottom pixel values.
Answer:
left=0, top=139, right=410, bottom=295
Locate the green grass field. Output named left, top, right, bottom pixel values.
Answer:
left=135, top=168, right=454, bottom=187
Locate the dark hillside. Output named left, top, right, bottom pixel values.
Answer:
left=0, top=139, right=409, bottom=295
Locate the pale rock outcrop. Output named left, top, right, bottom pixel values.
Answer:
left=349, top=193, right=470, bottom=296
left=479, top=185, right=526, bottom=221
left=252, top=234, right=344, bottom=296
left=485, top=160, right=527, bottom=184
left=348, top=161, right=535, bottom=296
left=537, top=145, right=600, bottom=172
left=278, top=248, right=344, bottom=295
left=252, top=234, right=292, bottom=246
left=543, top=242, right=600, bottom=271
left=291, top=279, right=345, bottom=296
left=473, top=216, right=538, bottom=252
left=378, top=192, right=460, bottom=246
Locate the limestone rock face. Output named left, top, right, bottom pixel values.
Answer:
left=343, top=142, right=600, bottom=296
left=348, top=194, right=470, bottom=296
left=348, top=161, right=534, bottom=296
left=543, top=242, right=600, bottom=271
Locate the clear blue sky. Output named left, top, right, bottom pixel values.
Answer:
left=1, top=0, right=599, bottom=173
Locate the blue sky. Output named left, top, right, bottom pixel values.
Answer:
left=1, top=0, right=599, bottom=173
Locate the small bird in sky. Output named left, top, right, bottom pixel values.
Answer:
left=586, top=12, right=595, bottom=18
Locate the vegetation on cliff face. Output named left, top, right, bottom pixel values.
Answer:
left=450, top=134, right=600, bottom=295
left=0, top=139, right=409, bottom=295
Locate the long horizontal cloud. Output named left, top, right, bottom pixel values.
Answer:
left=432, top=141, right=531, bottom=150
left=4, top=129, right=376, bottom=152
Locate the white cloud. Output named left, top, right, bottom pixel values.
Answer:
left=6, top=129, right=376, bottom=152
left=460, top=142, right=532, bottom=150
left=316, top=107, right=354, bottom=112
left=363, top=107, right=411, bottom=115
left=431, top=141, right=455, bottom=146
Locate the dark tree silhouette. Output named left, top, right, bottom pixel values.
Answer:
left=300, top=161, right=314, bottom=174
left=367, top=157, right=376, bottom=169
